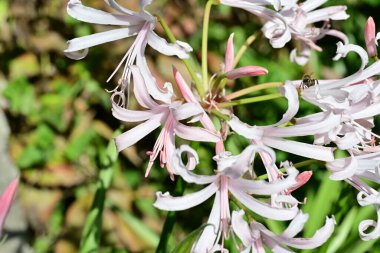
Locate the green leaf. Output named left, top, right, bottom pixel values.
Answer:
left=3, top=77, right=36, bottom=115
left=171, top=224, right=211, bottom=253
left=65, top=128, right=96, bottom=161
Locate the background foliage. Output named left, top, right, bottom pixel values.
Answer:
left=1, top=0, right=380, bottom=252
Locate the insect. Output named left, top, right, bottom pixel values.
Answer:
left=300, top=74, right=319, bottom=89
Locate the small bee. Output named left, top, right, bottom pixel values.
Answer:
left=300, top=74, right=319, bottom=90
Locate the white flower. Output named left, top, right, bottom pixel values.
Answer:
left=154, top=145, right=302, bottom=252
left=65, top=0, right=193, bottom=104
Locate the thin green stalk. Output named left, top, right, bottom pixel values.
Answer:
left=218, top=93, right=283, bottom=108
left=256, top=168, right=286, bottom=180
left=202, top=0, right=215, bottom=94
left=293, top=159, right=323, bottom=168
left=224, top=82, right=282, bottom=100
left=79, top=130, right=121, bottom=253
left=211, top=109, right=230, bottom=121
left=233, top=32, right=260, bottom=68
left=157, top=15, right=204, bottom=96
left=156, top=178, right=186, bottom=253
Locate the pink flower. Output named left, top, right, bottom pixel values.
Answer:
left=65, top=0, right=192, bottom=104
left=112, top=66, right=219, bottom=177
left=154, top=145, right=302, bottom=252
left=231, top=210, right=335, bottom=252
left=0, top=178, right=18, bottom=236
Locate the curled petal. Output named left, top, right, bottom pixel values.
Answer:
left=147, top=31, right=192, bottom=59
left=290, top=46, right=311, bottom=66
left=262, top=216, right=336, bottom=249
left=230, top=184, right=298, bottom=221
left=154, top=182, right=218, bottom=211
left=351, top=101, right=380, bottom=120
left=358, top=207, right=380, bottom=240
left=65, top=27, right=141, bottom=59
left=225, top=66, right=268, bottom=79
left=171, top=145, right=216, bottom=183
left=300, top=0, right=328, bottom=12
left=333, top=42, right=369, bottom=71
left=357, top=192, right=380, bottom=206
left=281, top=211, right=309, bottom=238
left=327, top=155, right=358, bottom=180
left=365, top=17, right=377, bottom=57
left=306, top=6, right=349, bottom=24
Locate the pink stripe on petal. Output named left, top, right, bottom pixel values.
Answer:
left=0, top=178, right=19, bottom=236
left=225, top=66, right=268, bottom=79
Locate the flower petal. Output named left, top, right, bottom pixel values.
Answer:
left=174, top=123, right=220, bottom=143
left=147, top=31, right=192, bottom=59
left=327, top=155, right=358, bottom=180
left=306, top=6, right=349, bottom=24
left=67, top=0, right=145, bottom=25
left=172, top=102, right=203, bottom=121
left=300, top=0, right=328, bottom=12
left=365, top=17, right=377, bottom=57
left=228, top=115, right=264, bottom=140
left=230, top=184, right=298, bottom=221
left=358, top=206, right=380, bottom=240
left=231, top=210, right=253, bottom=247
left=112, top=104, right=157, bottom=122
left=114, top=114, right=163, bottom=151
left=65, top=27, right=141, bottom=59
left=192, top=192, right=221, bottom=252
left=153, top=182, right=218, bottom=211
left=262, top=137, right=335, bottom=162
left=281, top=211, right=309, bottom=238
left=104, top=0, right=138, bottom=15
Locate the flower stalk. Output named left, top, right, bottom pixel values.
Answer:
left=218, top=93, right=283, bottom=108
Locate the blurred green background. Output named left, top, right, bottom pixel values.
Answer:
left=1, top=0, right=380, bottom=252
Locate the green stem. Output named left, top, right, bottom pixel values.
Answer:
left=293, top=159, right=323, bottom=168
left=157, top=15, right=204, bottom=96
left=224, top=82, right=282, bottom=100
left=156, top=178, right=186, bottom=253
left=233, top=31, right=260, bottom=68
left=218, top=93, right=283, bottom=108
left=79, top=130, right=121, bottom=253
left=211, top=109, right=230, bottom=121
left=202, top=0, right=215, bottom=94
left=256, top=168, right=286, bottom=180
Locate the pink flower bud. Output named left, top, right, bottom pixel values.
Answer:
left=365, top=16, right=377, bottom=57
left=225, top=66, right=268, bottom=80
left=0, top=178, right=18, bottom=236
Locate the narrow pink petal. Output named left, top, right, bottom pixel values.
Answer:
left=153, top=182, right=218, bottom=211
left=0, top=178, right=19, bottom=236
left=225, top=33, right=235, bottom=72
left=286, top=171, right=313, bottom=193
left=114, top=114, right=163, bottom=151
left=67, top=0, right=144, bottom=25
left=231, top=210, right=253, bottom=247
left=173, top=67, right=198, bottom=103
left=365, top=17, right=377, bottom=57
left=130, top=65, right=160, bottom=109
left=262, top=137, right=335, bottom=162
left=229, top=184, right=298, bottom=221
left=174, top=123, right=220, bottom=143
left=225, top=66, right=268, bottom=79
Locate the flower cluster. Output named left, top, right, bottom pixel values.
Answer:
left=63, top=0, right=380, bottom=252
